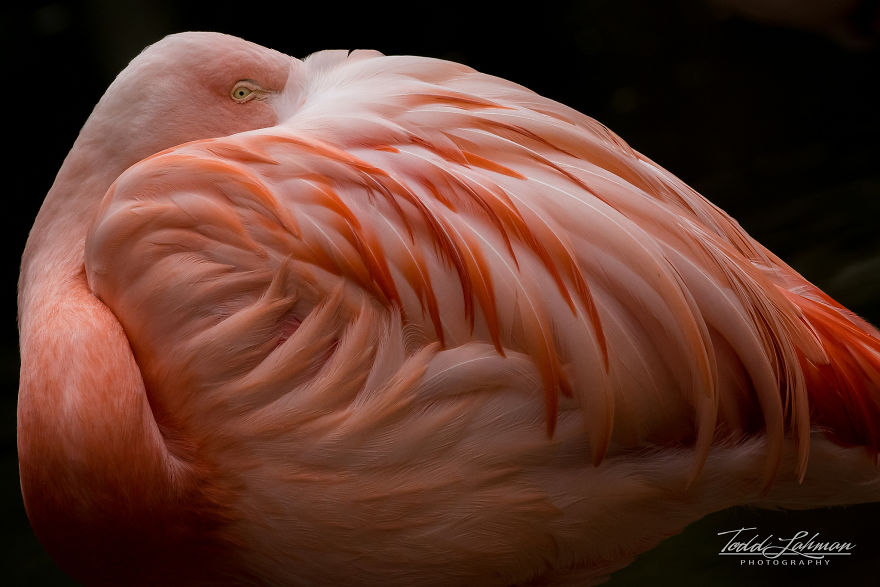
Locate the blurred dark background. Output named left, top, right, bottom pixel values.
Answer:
left=2, top=0, right=879, bottom=585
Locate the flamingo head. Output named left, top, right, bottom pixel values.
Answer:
left=82, top=31, right=295, bottom=172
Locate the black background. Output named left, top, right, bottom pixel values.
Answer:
left=3, top=0, right=880, bottom=585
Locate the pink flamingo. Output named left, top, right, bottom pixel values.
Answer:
left=18, top=32, right=880, bottom=586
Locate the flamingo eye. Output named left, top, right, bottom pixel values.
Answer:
left=231, top=82, right=258, bottom=102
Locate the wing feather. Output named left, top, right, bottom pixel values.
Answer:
left=86, top=48, right=880, bottom=489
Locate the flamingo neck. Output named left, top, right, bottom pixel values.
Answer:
left=17, top=145, right=236, bottom=585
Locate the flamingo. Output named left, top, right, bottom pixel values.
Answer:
left=17, top=32, right=880, bottom=586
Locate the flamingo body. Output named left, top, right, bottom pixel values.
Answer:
left=18, top=32, right=880, bottom=586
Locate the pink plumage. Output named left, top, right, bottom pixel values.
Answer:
left=17, top=32, right=880, bottom=586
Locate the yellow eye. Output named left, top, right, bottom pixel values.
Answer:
left=231, top=82, right=259, bottom=102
